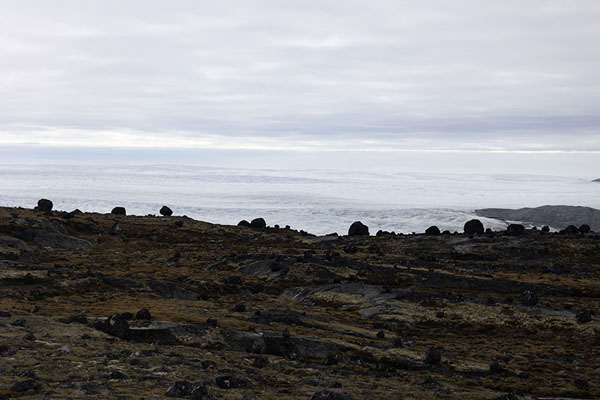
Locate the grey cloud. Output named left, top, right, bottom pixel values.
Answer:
left=1, top=0, right=599, bottom=151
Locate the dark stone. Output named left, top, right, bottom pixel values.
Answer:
left=576, top=309, right=592, bottom=324
left=324, top=353, right=340, bottom=365
left=24, top=332, right=36, bottom=341
left=376, top=330, right=385, bottom=339
left=348, top=221, right=369, bottom=236
left=464, top=219, right=484, bottom=235
left=436, top=311, right=444, bottom=318
left=309, top=390, right=354, bottom=400
left=367, top=244, right=381, bottom=254
left=174, top=220, right=184, bottom=228
left=0, top=311, right=11, bottom=317
left=489, top=361, right=504, bottom=374
left=57, top=315, right=88, bottom=324
left=93, top=314, right=132, bottom=340
left=215, top=375, right=251, bottom=389
left=541, top=225, right=550, bottom=233
left=206, top=318, right=218, bottom=327
left=227, top=275, right=244, bottom=285
left=425, top=226, right=441, bottom=235
left=36, top=199, right=53, bottom=212
left=166, top=381, right=208, bottom=398
left=11, top=318, right=26, bottom=327
left=238, top=220, right=251, bottom=227
left=506, top=224, right=525, bottom=236
left=250, top=218, right=267, bottom=228
left=29, top=305, right=41, bottom=313
left=253, top=356, right=269, bottom=368
left=160, top=206, right=173, bottom=216
left=121, top=312, right=134, bottom=320
left=343, top=245, right=357, bottom=254
left=233, top=304, right=247, bottom=312
left=579, top=224, right=591, bottom=234
left=574, top=379, right=589, bottom=390
left=101, top=370, right=129, bottom=380
left=424, top=346, right=441, bottom=364
left=521, top=290, right=538, bottom=306
left=561, top=225, right=579, bottom=234
left=111, top=207, right=127, bottom=216
left=201, top=360, right=217, bottom=369
left=135, top=308, right=152, bottom=320
left=11, top=379, right=38, bottom=393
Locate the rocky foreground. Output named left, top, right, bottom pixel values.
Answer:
left=1, top=205, right=599, bottom=399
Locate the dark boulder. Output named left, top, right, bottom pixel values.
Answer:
left=166, top=381, right=208, bottom=399
left=215, top=375, right=251, bottom=389
left=135, top=308, right=152, bottom=320
left=111, top=207, right=127, bottom=216
left=425, top=346, right=441, bottom=364
left=93, top=314, right=132, bottom=340
left=310, top=391, right=354, bottom=400
left=579, top=224, right=591, bottom=234
left=561, top=225, right=579, bottom=234
left=541, top=225, right=550, bottom=233
left=576, top=309, right=592, bottom=324
left=160, top=206, right=173, bottom=216
left=36, top=199, right=53, bottom=212
left=250, top=218, right=267, bottom=228
left=489, top=361, right=505, bottom=374
left=348, top=221, right=369, bottom=236
left=11, top=379, right=39, bottom=393
left=238, top=220, right=251, bottom=227
left=464, top=219, right=484, bottom=235
left=425, top=226, right=440, bottom=235
left=521, top=290, right=538, bottom=307
left=506, top=224, right=525, bottom=236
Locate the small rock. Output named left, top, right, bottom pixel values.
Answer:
left=11, top=379, right=38, bottom=393
left=135, top=308, right=152, bottom=320
left=23, top=333, right=36, bottom=341
left=348, top=221, right=369, bottom=236
left=310, top=390, right=354, bottom=400
left=376, top=330, right=385, bottom=339
left=464, top=219, right=484, bottom=235
left=101, top=370, right=129, bottom=380
left=233, top=304, right=247, bottom=312
left=201, top=360, right=217, bottom=369
left=160, top=206, right=173, bottom=216
left=425, top=226, right=441, bottom=235
left=489, top=361, right=505, bottom=374
left=506, top=224, right=525, bottom=236
left=541, top=225, right=550, bottom=233
left=238, top=220, right=251, bottom=227
left=574, top=378, right=589, bottom=390
left=250, top=218, right=267, bottom=228
left=59, top=345, right=74, bottom=356
left=215, top=375, right=251, bottom=389
left=579, top=224, right=591, bottom=234
left=29, top=305, right=41, bottom=314
left=36, top=199, right=53, bottom=212
left=521, top=290, right=538, bottom=306
left=436, top=311, right=445, bottom=318
left=253, top=356, right=269, bottom=368
left=11, top=318, right=26, bottom=327
left=576, top=309, right=592, bottom=324
left=111, top=207, right=127, bottom=216
left=424, top=346, right=441, bottom=364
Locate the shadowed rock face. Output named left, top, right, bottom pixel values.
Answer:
left=1, top=206, right=599, bottom=399
left=476, top=205, right=600, bottom=231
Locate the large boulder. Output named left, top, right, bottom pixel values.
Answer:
left=348, top=221, right=369, bottom=236
left=464, top=219, right=484, bottom=235
left=36, top=199, right=53, bottom=212
left=424, top=346, right=441, bottom=364
left=160, top=206, right=173, bottom=216
left=521, top=290, right=538, bottom=306
left=506, top=224, right=525, bottom=236
left=579, top=224, right=591, bottom=234
left=425, top=226, right=441, bottom=235
left=561, top=225, right=579, bottom=235
left=111, top=207, right=127, bottom=216
left=250, top=218, right=267, bottom=228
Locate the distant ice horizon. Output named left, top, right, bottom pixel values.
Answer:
left=1, top=164, right=599, bottom=235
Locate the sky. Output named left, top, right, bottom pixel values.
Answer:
left=1, top=1, right=599, bottom=175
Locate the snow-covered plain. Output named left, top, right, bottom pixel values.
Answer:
left=1, top=164, right=599, bottom=235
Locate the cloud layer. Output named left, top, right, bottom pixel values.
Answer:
left=1, top=0, right=600, bottom=152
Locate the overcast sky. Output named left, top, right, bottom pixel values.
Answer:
left=1, top=1, right=600, bottom=163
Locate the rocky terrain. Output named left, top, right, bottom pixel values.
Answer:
left=476, top=206, right=600, bottom=232
left=1, top=202, right=599, bottom=399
